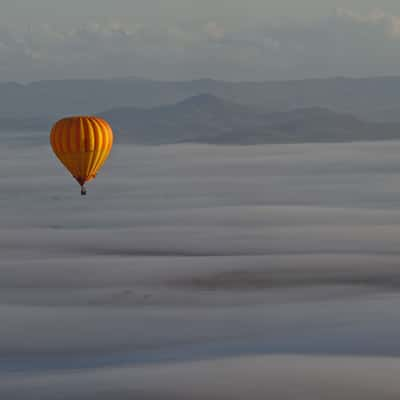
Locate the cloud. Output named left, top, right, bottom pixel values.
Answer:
left=335, top=8, right=386, bottom=24
left=335, top=7, right=400, bottom=38
left=3, top=356, right=400, bottom=400
left=3, top=138, right=400, bottom=394
left=3, top=9, right=400, bottom=81
left=204, top=21, right=225, bottom=40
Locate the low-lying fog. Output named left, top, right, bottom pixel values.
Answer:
left=2, top=135, right=400, bottom=398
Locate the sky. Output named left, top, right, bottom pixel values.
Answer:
left=2, top=1, right=400, bottom=83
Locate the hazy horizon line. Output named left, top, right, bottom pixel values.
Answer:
left=5, top=73, right=400, bottom=86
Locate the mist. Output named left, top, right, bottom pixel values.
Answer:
left=3, top=136, right=400, bottom=398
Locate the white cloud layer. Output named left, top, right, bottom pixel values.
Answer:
left=336, top=7, right=400, bottom=37
left=3, top=137, right=400, bottom=396
left=2, top=8, right=400, bottom=81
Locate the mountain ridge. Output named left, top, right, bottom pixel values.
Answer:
left=3, top=94, right=400, bottom=145
left=4, top=76, right=400, bottom=121
left=99, top=95, right=400, bottom=144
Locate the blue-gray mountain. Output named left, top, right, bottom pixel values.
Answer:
left=3, top=76, right=400, bottom=121
left=3, top=93, right=400, bottom=145
left=99, top=94, right=400, bottom=145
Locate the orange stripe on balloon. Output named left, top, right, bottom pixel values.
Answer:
left=84, top=118, right=95, bottom=152
left=95, top=120, right=111, bottom=172
left=52, top=122, right=62, bottom=154
left=88, top=118, right=105, bottom=179
left=65, top=118, right=75, bottom=153
left=97, top=118, right=113, bottom=153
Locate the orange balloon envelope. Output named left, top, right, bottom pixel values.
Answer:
left=50, top=116, right=113, bottom=195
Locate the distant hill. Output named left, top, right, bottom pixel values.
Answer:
left=98, top=94, right=271, bottom=144
left=98, top=95, right=400, bottom=145
left=3, top=94, right=400, bottom=145
left=4, top=76, right=400, bottom=121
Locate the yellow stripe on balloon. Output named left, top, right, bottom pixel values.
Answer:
left=88, top=117, right=107, bottom=179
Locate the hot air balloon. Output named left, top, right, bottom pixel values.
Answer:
left=50, top=116, right=113, bottom=195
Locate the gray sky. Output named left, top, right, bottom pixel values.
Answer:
left=2, top=0, right=400, bottom=81
left=3, top=0, right=400, bottom=24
